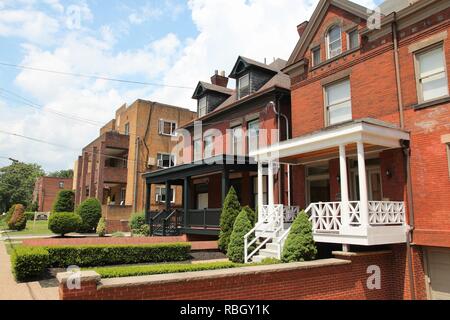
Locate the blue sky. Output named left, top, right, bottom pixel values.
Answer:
left=0, top=0, right=381, bottom=172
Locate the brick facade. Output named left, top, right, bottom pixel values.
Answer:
left=32, top=177, right=73, bottom=212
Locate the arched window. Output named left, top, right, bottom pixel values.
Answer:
left=326, top=25, right=342, bottom=59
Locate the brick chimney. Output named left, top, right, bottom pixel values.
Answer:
left=211, top=70, right=229, bottom=87
left=297, top=21, right=308, bottom=38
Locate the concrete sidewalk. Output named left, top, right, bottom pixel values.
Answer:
left=0, top=242, right=59, bottom=300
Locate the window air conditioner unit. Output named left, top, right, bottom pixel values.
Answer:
left=148, top=157, right=156, bottom=167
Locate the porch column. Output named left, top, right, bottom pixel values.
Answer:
left=165, top=181, right=171, bottom=211
left=339, top=145, right=350, bottom=228
left=268, top=160, right=275, bottom=207
left=357, top=141, right=369, bottom=228
left=221, top=166, right=229, bottom=205
left=183, top=177, right=190, bottom=229
left=257, top=161, right=264, bottom=220
left=145, top=183, right=151, bottom=222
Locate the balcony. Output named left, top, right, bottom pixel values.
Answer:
left=103, top=166, right=128, bottom=184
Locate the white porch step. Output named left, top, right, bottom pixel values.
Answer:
left=259, top=248, right=278, bottom=258
left=265, top=243, right=279, bottom=251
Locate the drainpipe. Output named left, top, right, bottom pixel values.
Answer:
left=402, top=139, right=416, bottom=300
left=392, top=13, right=405, bottom=129
left=133, top=137, right=140, bottom=213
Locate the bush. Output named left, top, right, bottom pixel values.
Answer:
left=75, top=198, right=102, bottom=233
left=227, top=207, right=255, bottom=263
left=96, top=217, right=107, bottom=237
left=27, top=202, right=39, bottom=213
left=46, top=243, right=191, bottom=268
left=281, top=211, right=317, bottom=263
left=3, top=204, right=16, bottom=225
left=218, top=187, right=241, bottom=253
left=8, top=204, right=27, bottom=231
left=11, top=247, right=50, bottom=282
left=52, top=190, right=75, bottom=213
left=48, top=212, right=82, bottom=236
left=129, top=212, right=147, bottom=235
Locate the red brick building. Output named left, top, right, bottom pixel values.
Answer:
left=251, top=0, right=449, bottom=300
left=32, top=176, right=73, bottom=212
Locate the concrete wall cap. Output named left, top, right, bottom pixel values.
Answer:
left=57, top=271, right=101, bottom=284
left=332, top=250, right=392, bottom=257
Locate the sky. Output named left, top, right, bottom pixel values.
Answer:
left=0, top=0, right=382, bottom=172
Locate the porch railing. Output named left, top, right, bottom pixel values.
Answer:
left=186, top=209, right=221, bottom=229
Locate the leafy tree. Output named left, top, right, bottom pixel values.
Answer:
left=49, top=212, right=82, bottom=236
left=281, top=211, right=317, bottom=263
left=47, top=169, right=73, bottom=179
left=0, top=162, right=44, bottom=213
left=75, top=198, right=102, bottom=233
left=218, top=187, right=241, bottom=253
left=227, top=207, right=255, bottom=263
left=8, top=204, right=27, bottom=231
left=52, top=190, right=75, bottom=213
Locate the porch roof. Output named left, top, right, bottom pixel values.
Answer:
left=251, top=118, right=410, bottom=163
left=143, top=155, right=258, bottom=184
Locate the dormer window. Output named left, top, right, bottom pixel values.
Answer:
left=326, top=25, right=342, bottom=59
left=198, top=96, right=207, bottom=117
left=238, top=73, right=250, bottom=99
left=347, top=29, right=359, bottom=50
left=312, top=46, right=321, bottom=67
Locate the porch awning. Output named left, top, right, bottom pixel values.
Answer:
left=251, top=118, right=410, bottom=163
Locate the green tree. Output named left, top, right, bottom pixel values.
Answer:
left=76, top=198, right=102, bottom=233
left=281, top=211, right=317, bottom=263
left=47, top=169, right=73, bottom=179
left=0, top=162, right=44, bottom=212
left=52, top=190, right=75, bottom=213
left=227, top=207, right=255, bottom=263
left=218, top=187, right=241, bottom=253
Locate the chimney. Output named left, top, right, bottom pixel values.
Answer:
left=297, top=21, right=308, bottom=38
left=211, top=70, right=229, bottom=87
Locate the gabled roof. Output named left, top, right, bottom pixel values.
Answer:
left=229, top=56, right=279, bottom=79
left=286, top=0, right=370, bottom=67
left=192, top=81, right=234, bottom=99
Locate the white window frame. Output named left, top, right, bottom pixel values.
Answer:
left=324, top=79, right=352, bottom=126
left=238, top=73, right=250, bottom=99
left=58, top=181, right=65, bottom=189
left=155, top=186, right=176, bottom=203
left=247, top=119, right=260, bottom=154
left=198, top=96, right=207, bottom=117
left=124, top=123, right=130, bottom=136
left=326, top=25, right=342, bottom=59
left=414, top=44, right=449, bottom=103
left=157, top=153, right=176, bottom=169
left=312, top=46, right=321, bottom=67
left=347, top=28, right=359, bottom=50
left=231, top=125, right=243, bottom=156
left=203, top=135, right=214, bottom=159
left=193, top=138, right=202, bottom=162
left=159, top=119, right=177, bottom=136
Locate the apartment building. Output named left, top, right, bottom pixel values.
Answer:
left=73, top=99, right=196, bottom=232
left=32, top=176, right=73, bottom=212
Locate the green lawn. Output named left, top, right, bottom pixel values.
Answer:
left=4, top=240, right=22, bottom=255
left=1, top=220, right=54, bottom=237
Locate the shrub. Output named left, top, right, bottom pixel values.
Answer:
left=48, top=212, right=82, bottom=236
left=129, top=212, right=147, bottom=235
left=218, top=187, right=241, bottom=253
left=134, top=224, right=150, bottom=237
left=96, top=217, right=107, bottom=237
left=52, top=190, right=75, bottom=213
left=46, top=243, right=191, bottom=268
left=8, top=204, right=27, bottom=231
left=27, top=201, right=39, bottom=213
left=281, top=211, right=317, bottom=263
left=75, top=198, right=102, bottom=233
left=227, top=207, right=255, bottom=263
left=3, top=204, right=16, bottom=225
left=11, top=247, right=50, bottom=282
left=112, top=232, right=125, bottom=238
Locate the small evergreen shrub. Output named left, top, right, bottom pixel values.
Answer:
left=281, top=211, right=317, bottom=263
left=3, top=204, right=16, bottom=225
left=96, top=217, right=107, bottom=237
left=227, top=207, right=255, bottom=263
left=8, top=204, right=27, bottom=231
left=129, top=212, right=147, bottom=235
left=52, top=190, right=75, bottom=213
left=75, top=198, right=102, bottom=233
left=218, top=187, right=241, bottom=253
left=48, top=212, right=82, bottom=236
left=11, top=247, right=50, bottom=282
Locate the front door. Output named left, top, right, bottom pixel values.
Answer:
left=351, top=167, right=383, bottom=201
left=197, top=193, right=208, bottom=209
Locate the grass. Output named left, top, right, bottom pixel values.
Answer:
left=4, top=240, right=23, bottom=255
left=1, top=220, right=54, bottom=237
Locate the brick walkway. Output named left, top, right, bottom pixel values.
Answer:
left=0, top=242, right=59, bottom=300
left=22, top=236, right=218, bottom=251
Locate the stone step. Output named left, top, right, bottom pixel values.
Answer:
left=259, top=248, right=278, bottom=258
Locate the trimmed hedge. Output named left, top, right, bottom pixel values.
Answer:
left=11, top=247, right=50, bottom=282
left=48, top=212, right=82, bottom=236
left=46, top=243, right=191, bottom=267
left=76, top=198, right=102, bottom=233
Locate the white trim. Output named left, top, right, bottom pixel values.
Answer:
left=158, top=119, right=178, bottom=136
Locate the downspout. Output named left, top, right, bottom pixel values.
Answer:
left=393, top=13, right=405, bottom=129
left=133, top=136, right=140, bottom=213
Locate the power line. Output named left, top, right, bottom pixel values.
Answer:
left=0, top=61, right=195, bottom=90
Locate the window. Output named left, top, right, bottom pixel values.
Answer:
left=231, top=125, right=243, bottom=155
left=120, top=188, right=126, bottom=205
left=325, top=79, right=352, bottom=126
left=198, top=97, right=207, bottom=117
left=247, top=119, right=260, bottom=154
left=204, top=135, right=214, bottom=159
left=326, top=25, right=342, bottom=59
left=157, top=153, right=175, bottom=169
left=347, top=29, right=359, bottom=50
left=415, top=45, right=448, bottom=103
left=253, top=176, right=268, bottom=208
left=58, top=182, right=64, bottom=189
left=193, top=139, right=202, bottom=162
left=159, top=120, right=177, bottom=136
left=155, top=186, right=175, bottom=203
left=238, top=73, right=250, bottom=99
left=124, top=123, right=130, bottom=136
left=312, top=46, right=321, bottom=67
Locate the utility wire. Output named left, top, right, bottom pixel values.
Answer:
left=0, top=61, right=195, bottom=90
